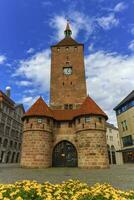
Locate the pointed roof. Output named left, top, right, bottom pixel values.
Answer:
left=66, top=20, right=71, bottom=31
left=52, top=21, right=83, bottom=47
left=78, top=96, right=108, bottom=119
left=23, top=96, right=108, bottom=121
left=53, top=37, right=83, bottom=47
left=64, top=20, right=72, bottom=37
left=23, top=97, right=53, bottom=118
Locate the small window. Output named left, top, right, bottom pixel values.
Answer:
left=74, top=46, right=77, bottom=51
left=37, top=118, right=42, bottom=123
left=69, top=104, right=73, bottom=110
left=57, top=48, right=60, bottom=52
left=98, top=117, right=102, bottom=123
left=78, top=118, right=80, bottom=124
left=82, top=124, right=84, bottom=128
left=63, top=82, right=64, bottom=86
left=85, top=116, right=90, bottom=122
left=66, top=47, right=69, bottom=51
left=64, top=104, right=68, bottom=110
left=30, top=124, right=33, bottom=128
left=70, top=82, right=72, bottom=85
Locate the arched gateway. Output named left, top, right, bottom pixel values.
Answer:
left=52, top=141, right=78, bottom=167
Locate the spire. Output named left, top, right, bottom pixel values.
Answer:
left=64, top=20, right=72, bottom=37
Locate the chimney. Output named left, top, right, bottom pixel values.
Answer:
left=6, top=86, right=11, bottom=98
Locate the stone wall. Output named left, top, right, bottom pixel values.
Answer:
left=21, top=117, right=52, bottom=168
left=21, top=116, right=109, bottom=169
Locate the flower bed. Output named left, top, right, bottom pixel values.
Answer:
left=0, top=180, right=133, bottom=200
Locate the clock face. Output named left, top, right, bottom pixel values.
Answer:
left=63, top=67, right=72, bottom=75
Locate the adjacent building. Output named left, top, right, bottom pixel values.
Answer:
left=0, top=88, right=24, bottom=163
left=114, top=90, right=134, bottom=163
left=106, top=122, right=123, bottom=165
left=21, top=22, right=109, bottom=169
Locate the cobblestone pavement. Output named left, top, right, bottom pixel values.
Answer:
left=0, top=164, right=133, bottom=190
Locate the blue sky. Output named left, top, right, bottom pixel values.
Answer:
left=0, top=0, right=134, bottom=124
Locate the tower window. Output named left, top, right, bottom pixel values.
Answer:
left=70, top=82, right=72, bottom=85
left=74, top=46, right=78, bottom=51
left=57, top=48, right=60, bottom=52
left=64, top=104, right=73, bottom=110
left=30, top=124, right=33, bottom=129
left=69, top=104, right=73, bottom=109
left=66, top=47, right=69, bottom=51
left=63, top=82, right=64, bottom=86
left=64, top=104, right=68, bottom=109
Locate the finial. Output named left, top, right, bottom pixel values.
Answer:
left=64, top=20, right=72, bottom=37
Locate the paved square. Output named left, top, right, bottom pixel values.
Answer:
left=0, top=164, right=133, bottom=190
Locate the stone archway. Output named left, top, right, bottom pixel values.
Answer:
left=52, top=140, right=78, bottom=167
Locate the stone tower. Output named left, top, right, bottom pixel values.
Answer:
left=50, top=21, right=87, bottom=110
left=21, top=21, right=109, bottom=169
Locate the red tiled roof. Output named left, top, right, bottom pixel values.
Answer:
left=24, top=97, right=53, bottom=118
left=78, top=96, right=107, bottom=117
left=23, top=96, right=108, bottom=120
left=52, top=37, right=83, bottom=47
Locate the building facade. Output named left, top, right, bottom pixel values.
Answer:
left=0, top=88, right=24, bottom=163
left=21, top=22, right=109, bottom=169
left=106, top=123, right=123, bottom=165
left=114, top=90, right=134, bottom=163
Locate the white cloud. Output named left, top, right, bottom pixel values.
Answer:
left=128, top=40, right=134, bottom=51
left=16, top=80, right=32, bottom=86
left=114, top=2, right=126, bottom=12
left=85, top=51, right=134, bottom=123
left=0, top=55, right=6, bottom=64
left=97, top=13, right=119, bottom=30
left=27, top=48, right=35, bottom=54
left=14, top=49, right=51, bottom=93
left=49, top=11, right=94, bottom=40
left=20, top=96, right=39, bottom=107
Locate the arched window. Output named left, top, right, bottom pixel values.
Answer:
left=14, top=142, right=17, bottom=149
left=3, top=139, right=8, bottom=148
left=10, top=140, right=13, bottom=148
